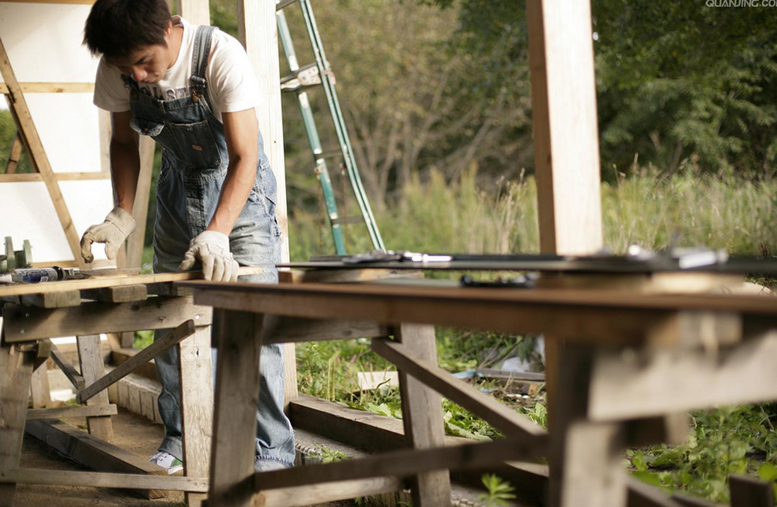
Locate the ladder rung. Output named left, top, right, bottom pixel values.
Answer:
left=276, top=0, right=299, bottom=11
left=331, top=217, right=365, bottom=225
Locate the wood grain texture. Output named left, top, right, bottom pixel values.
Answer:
left=3, top=296, right=212, bottom=342
left=77, top=320, right=195, bottom=403
left=179, top=325, right=214, bottom=507
left=0, top=37, right=85, bottom=267
left=0, top=344, right=34, bottom=506
left=26, top=404, right=118, bottom=420
left=50, top=341, right=85, bottom=389
left=20, top=290, right=82, bottom=308
left=395, top=324, right=451, bottom=507
left=77, top=335, right=114, bottom=442
left=29, top=363, right=51, bottom=408
left=0, top=467, right=207, bottom=492
left=729, top=475, right=774, bottom=507
left=81, top=284, right=148, bottom=303
left=125, top=136, right=155, bottom=269
left=209, top=310, right=265, bottom=506
left=24, top=420, right=168, bottom=498
left=0, top=82, right=94, bottom=94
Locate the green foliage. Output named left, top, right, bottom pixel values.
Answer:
left=478, top=474, right=517, bottom=507
left=133, top=329, right=154, bottom=349
left=313, top=444, right=347, bottom=464
left=0, top=110, right=33, bottom=173
left=628, top=404, right=777, bottom=503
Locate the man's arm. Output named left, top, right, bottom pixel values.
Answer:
left=206, top=108, right=259, bottom=234
left=110, top=110, right=141, bottom=214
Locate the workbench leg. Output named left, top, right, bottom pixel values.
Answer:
left=209, top=310, right=265, bottom=507
left=395, top=323, right=451, bottom=507
left=77, top=335, right=114, bottom=442
left=549, top=343, right=626, bottom=507
left=179, top=325, right=214, bottom=507
left=29, top=362, right=51, bottom=408
left=0, top=343, right=35, bottom=507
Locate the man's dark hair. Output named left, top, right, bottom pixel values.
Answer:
left=83, top=0, right=172, bottom=60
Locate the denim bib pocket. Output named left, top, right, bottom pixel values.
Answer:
left=167, top=120, right=222, bottom=170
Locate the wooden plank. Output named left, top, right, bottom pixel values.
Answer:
left=626, top=476, right=687, bottom=507
left=27, top=404, right=118, bottom=420
left=77, top=335, right=114, bottom=442
left=254, top=477, right=401, bottom=507
left=179, top=325, right=214, bottom=507
left=0, top=172, right=110, bottom=183
left=0, top=266, right=262, bottom=297
left=110, top=348, right=159, bottom=382
left=0, top=344, right=35, bottom=507
left=624, top=414, right=690, bottom=447
left=29, top=364, right=51, bottom=408
left=288, top=394, right=549, bottom=506
left=209, top=310, right=265, bottom=505
left=81, top=284, right=148, bottom=303
left=730, top=475, right=775, bottom=507
left=394, top=324, right=451, bottom=507
left=50, top=342, right=85, bottom=390
left=0, top=36, right=85, bottom=267
left=24, top=420, right=168, bottom=499
left=372, top=338, right=546, bottom=442
left=77, top=320, right=195, bottom=403
left=264, top=318, right=387, bottom=345
left=19, top=290, right=81, bottom=308
left=0, top=82, right=94, bottom=94
left=125, top=136, right=155, bottom=269
left=588, top=331, right=777, bottom=420
left=5, top=131, right=22, bottom=173
left=0, top=468, right=206, bottom=492
left=210, top=435, right=544, bottom=506
left=146, top=282, right=193, bottom=297
left=3, top=296, right=212, bottom=341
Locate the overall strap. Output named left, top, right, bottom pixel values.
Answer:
left=190, top=25, right=217, bottom=101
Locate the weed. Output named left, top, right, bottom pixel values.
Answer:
left=313, top=444, right=347, bottom=464
left=478, top=474, right=516, bottom=507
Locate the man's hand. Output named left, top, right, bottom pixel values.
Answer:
left=179, top=231, right=239, bottom=282
left=80, top=207, right=136, bottom=263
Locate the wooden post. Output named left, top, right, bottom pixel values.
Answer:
left=0, top=36, right=86, bottom=268
left=179, top=325, right=214, bottom=507
left=237, top=0, right=297, bottom=411
left=5, top=131, right=23, bottom=174
left=526, top=0, right=604, bottom=505
left=209, top=310, right=265, bottom=506
left=395, top=324, right=451, bottom=507
left=77, top=334, right=114, bottom=442
left=30, top=363, right=51, bottom=408
left=0, top=344, right=35, bottom=507
left=179, top=0, right=211, bottom=25
left=124, top=136, right=155, bottom=269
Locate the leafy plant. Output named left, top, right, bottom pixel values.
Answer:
left=478, top=474, right=516, bottom=507
left=314, top=444, right=347, bottom=464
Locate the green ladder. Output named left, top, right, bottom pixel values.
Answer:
left=276, top=0, right=385, bottom=254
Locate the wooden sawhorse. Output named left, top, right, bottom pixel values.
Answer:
left=183, top=279, right=777, bottom=507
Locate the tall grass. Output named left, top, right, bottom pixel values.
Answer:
left=290, top=168, right=777, bottom=260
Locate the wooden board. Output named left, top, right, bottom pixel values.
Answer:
left=77, top=334, right=114, bottom=442
left=24, top=420, right=168, bottom=499
left=3, top=296, right=212, bottom=342
left=0, top=468, right=207, bottom=492
left=26, top=404, right=118, bottom=420
left=0, top=345, right=34, bottom=506
left=0, top=267, right=263, bottom=297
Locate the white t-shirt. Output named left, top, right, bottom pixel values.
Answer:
left=93, top=16, right=261, bottom=122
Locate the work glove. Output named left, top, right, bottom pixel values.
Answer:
left=179, top=230, right=239, bottom=282
left=80, top=206, right=136, bottom=263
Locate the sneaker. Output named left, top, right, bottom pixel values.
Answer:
left=149, top=451, right=184, bottom=475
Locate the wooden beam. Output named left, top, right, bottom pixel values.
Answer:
left=80, top=284, right=149, bottom=303
left=0, top=345, right=35, bottom=506
left=0, top=468, right=206, bottom=492
left=179, top=325, right=214, bottom=507
left=5, top=131, right=22, bottom=174
left=77, top=335, right=114, bottom=441
left=125, top=136, right=155, bottom=269
left=24, top=420, right=168, bottom=499
left=626, top=476, right=687, bottom=507
left=27, top=404, right=118, bottom=420
left=730, top=475, right=775, bottom=507
left=18, top=290, right=81, bottom=308
left=0, top=37, right=86, bottom=267
left=0, top=0, right=96, bottom=4
left=3, top=296, right=211, bottom=342
left=372, top=338, right=547, bottom=442
left=0, top=82, right=95, bottom=94
left=264, top=318, right=387, bottom=345
left=0, top=172, right=111, bottom=182
left=77, top=320, right=195, bottom=404
left=588, top=331, right=777, bottom=420
left=50, top=342, right=85, bottom=390
left=394, top=324, right=451, bottom=507
left=0, top=266, right=263, bottom=298
left=209, top=310, right=265, bottom=505
left=29, top=365, right=51, bottom=408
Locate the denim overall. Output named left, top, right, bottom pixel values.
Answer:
left=122, top=26, right=295, bottom=470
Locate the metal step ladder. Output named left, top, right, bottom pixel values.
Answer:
left=276, top=0, right=385, bottom=254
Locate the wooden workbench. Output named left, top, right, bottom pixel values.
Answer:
left=0, top=270, right=256, bottom=507
left=179, top=277, right=777, bottom=507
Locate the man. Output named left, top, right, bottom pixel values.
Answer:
left=81, top=0, right=295, bottom=473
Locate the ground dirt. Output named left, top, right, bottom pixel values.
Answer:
left=15, top=408, right=353, bottom=507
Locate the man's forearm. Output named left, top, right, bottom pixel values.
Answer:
left=206, top=155, right=256, bottom=235
left=110, top=140, right=141, bottom=214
